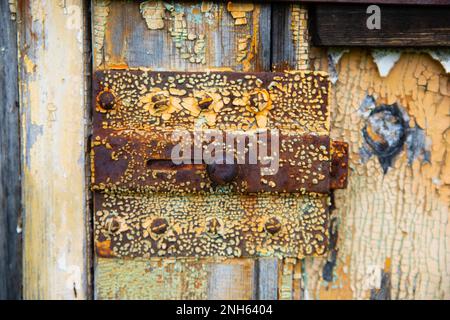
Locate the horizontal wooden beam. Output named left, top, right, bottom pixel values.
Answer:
left=18, top=0, right=89, bottom=299
left=310, top=4, right=450, bottom=46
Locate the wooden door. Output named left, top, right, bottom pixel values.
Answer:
left=91, top=1, right=317, bottom=300
left=13, top=0, right=449, bottom=300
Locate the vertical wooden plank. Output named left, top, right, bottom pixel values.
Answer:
left=93, top=0, right=272, bottom=300
left=0, top=0, right=22, bottom=300
left=208, top=259, right=256, bottom=300
left=18, top=0, right=89, bottom=299
left=270, top=3, right=315, bottom=300
left=256, top=258, right=279, bottom=300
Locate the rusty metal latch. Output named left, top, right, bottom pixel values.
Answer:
left=92, top=70, right=348, bottom=259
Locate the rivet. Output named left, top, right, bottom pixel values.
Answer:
left=150, top=217, right=169, bottom=234
left=106, top=217, right=120, bottom=234
left=205, top=217, right=223, bottom=237
left=99, top=91, right=116, bottom=110
left=264, top=217, right=281, bottom=235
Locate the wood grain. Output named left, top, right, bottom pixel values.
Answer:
left=93, top=0, right=274, bottom=300
left=306, top=48, right=450, bottom=299
left=0, top=0, right=21, bottom=300
left=18, top=0, right=89, bottom=299
left=310, top=4, right=450, bottom=47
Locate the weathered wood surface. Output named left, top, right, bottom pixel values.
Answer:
left=94, top=0, right=272, bottom=300
left=18, top=0, right=89, bottom=299
left=291, top=0, right=450, bottom=4
left=0, top=0, right=22, bottom=300
left=93, top=1, right=323, bottom=300
left=311, top=4, right=450, bottom=47
left=305, top=48, right=450, bottom=299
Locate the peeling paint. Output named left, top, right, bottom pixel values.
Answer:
left=226, top=2, right=254, bottom=26
left=93, top=0, right=110, bottom=67
left=370, top=49, right=450, bottom=77
left=427, top=49, right=450, bottom=73
left=406, top=122, right=431, bottom=165
left=139, top=3, right=207, bottom=65
left=371, top=49, right=401, bottom=77
left=327, top=48, right=349, bottom=84
left=8, top=0, right=17, bottom=20
left=291, top=5, right=309, bottom=71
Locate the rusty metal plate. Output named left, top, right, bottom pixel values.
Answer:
left=91, top=129, right=340, bottom=194
left=93, top=70, right=330, bottom=134
left=94, top=192, right=329, bottom=259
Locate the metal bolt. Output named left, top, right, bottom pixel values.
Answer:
left=150, top=217, right=169, bottom=234
left=98, top=91, right=116, bottom=110
left=198, top=95, right=213, bottom=110
left=205, top=217, right=222, bottom=236
left=264, top=217, right=282, bottom=235
left=206, top=156, right=238, bottom=186
left=247, top=89, right=270, bottom=114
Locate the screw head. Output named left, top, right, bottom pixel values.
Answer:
left=198, top=94, right=214, bottom=110
left=150, top=217, right=169, bottom=235
left=150, top=91, right=171, bottom=112
left=98, top=91, right=116, bottom=110
left=205, top=217, right=223, bottom=237
left=247, top=89, right=271, bottom=114
left=106, top=217, right=121, bottom=234
left=264, top=217, right=282, bottom=235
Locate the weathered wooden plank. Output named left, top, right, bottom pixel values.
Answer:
left=306, top=49, right=450, bottom=299
left=271, top=3, right=319, bottom=300
left=0, top=0, right=21, bottom=300
left=208, top=259, right=256, bottom=299
left=311, top=4, right=450, bottom=47
left=93, top=0, right=271, bottom=71
left=283, top=0, right=450, bottom=5
left=256, top=258, right=279, bottom=299
left=18, top=0, right=89, bottom=299
left=271, top=3, right=309, bottom=71
left=93, top=0, right=274, bottom=300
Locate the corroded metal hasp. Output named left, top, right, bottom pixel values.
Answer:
left=92, top=69, right=348, bottom=259
left=92, top=129, right=347, bottom=194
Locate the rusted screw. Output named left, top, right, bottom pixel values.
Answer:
left=106, top=217, right=120, bottom=234
left=98, top=91, right=116, bottom=110
left=198, top=95, right=214, bottom=110
left=206, top=155, right=238, bottom=186
left=205, top=217, right=222, bottom=236
left=150, top=217, right=169, bottom=234
left=264, top=217, right=282, bottom=235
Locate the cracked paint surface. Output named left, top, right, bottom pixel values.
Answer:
left=307, top=48, right=449, bottom=299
